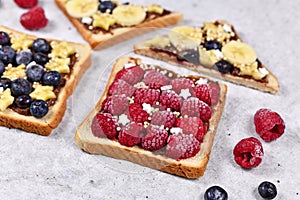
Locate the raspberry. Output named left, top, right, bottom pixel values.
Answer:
left=141, top=125, right=169, bottom=151
left=159, top=90, right=182, bottom=111
left=118, top=122, right=145, bottom=147
left=166, top=134, right=200, bottom=160
left=115, top=66, right=145, bottom=85
left=208, top=83, right=220, bottom=106
left=171, top=78, right=194, bottom=94
left=108, top=79, right=136, bottom=97
left=101, top=95, right=128, bottom=116
left=151, top=110, right=176, bottom=129
left=176, top=117, right=207, bottom=142
left=128, top=103, right=149, bottom=123
left=193, top=84, right=211, bottom=106
left=181, top=97, right=212, bottom=122
left=91, top=113, right=118, bottom=139
left=133, top=88, right=160, bottom=106
left=254, top=109, right=285, bottom=142
left=14, top=0, right=38, bottom=8
left=143, top=70, right=170, bottom=89
left=20, top=7, right=48, bottom=30
left=233, top=137, right=264, bottom=169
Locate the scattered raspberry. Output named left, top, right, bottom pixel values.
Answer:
left=133, top=88, right=160, bottom=106
left=143, top=70, right=170, bottom=89
left=233, top=137, right=264, bottom=169
left=151, top=110, right=176, bottom=129
left=193, top=84, right=211, bottom=105
left=20, top=7, right=48, bottom=30
left=166, top=134, right=200, bottom=160
left=128, top=103, right=149, bottom=123
left=208, top=83, right=221, bottom=106
left=181, top=97, right=212, bottom=122
left=176, top=117, right=207, bottom=142
left=108, top=79, right=136, bottom=97
left=101, top=95, right=128, bottom=116
left=171, top=78, right=194, bottom=94
left=254, top=108, right=285, bottom=142
left=91, top=113, right=118, bottom=139
left=118, top=122, right=145, bottom=147
left=141, top=125, right=169, bottom=151
left=115, top=66, right=145, bottom=85
left=14, top=0, right=38, bottom=8
left=159, top=90, right=182, bottom=111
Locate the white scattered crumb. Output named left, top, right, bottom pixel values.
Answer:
left=160, top=85, right=172, bottom=90
left=179, top=88, right=191, bottom=99
left=213, top=49, right=224, bottom=59
left=223, top=24, right=232, bottom=33
left=118, top=114, right=130, bottom=126
left=0, top=87, right=3, bottom=94
left=26, top=61, right=37, bottom=68
left=258, top=67, right=269, bottom=76
left=124, top=63, right=136, bottom=69
left=170, top=127, right=183, bottom=134
left=195, top=78, right=208, bottom=85
left=142, top=103, right=152, bottom=114
left=81, top=17, right=93, bottom=25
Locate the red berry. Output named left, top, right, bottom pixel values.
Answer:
left=171, top=78, right=194, bottom=94
left=193, top=84, right=211, bottom=105
left=91, top=113, right=118, bottom=139
left=141, top=125, right=168, bottom=151
left=108, top=79, right=136, bottom=97
left=208, top=83, right=221, bottom=106
left=101, top=95, right=128, bottom=116
left=166, top=134, right=200, bottom=160
left=151, top=110, right=176, bottom=129
left=159, top=90, right=182, bottom=111
left=115, top=66, right=145, bottom=85
left=233, top=137, right=264, bottom=169
left=176, top=117, right=207, bottom=142
left=143, top=70, right=170, bottom=89
left=20, top=7, right=48, bottom=30
left=181, top=97, right=212, bottom=122
left=14, top=0, right=38, bottom=8
left=128, top=103, right=149, bottom=123
left=254, top=109, right=285, bottom=142
left=133, top=88, right=160, bottom=106
left=118, top=122, right=145, bottom=147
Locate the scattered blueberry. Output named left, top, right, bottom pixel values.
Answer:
left=204, top=186, right=228, bottom=200
left=32, top=38, right=50, bottom=54
left=26, top=64, right=45, bottom=82
left=33, top=52, right=49, bottom=66
left=15, top=94, right=33, bottom=108
left=16, top=50, right=33, bottom=65
left=0, top=60, right=4, bottom=76
left=177, top=49, right=200, bottom=65
left=0, top=46, right=16, bottom=65
left=258, top=181, right=277, bottom=199
left=204, top=40, right=222, bottom=50
left=0, top=31, right=10, bottom=45
left=99, top=1, right=116, bottom=13
left=30, top=100, right=49, bottom=118
left=214, top=60, right=234, bottom=74
left=11, top=78, right=32, bottom=97
left=42, top=71, right=61, bottom=86
left=0, top=78, right=11, bottom=90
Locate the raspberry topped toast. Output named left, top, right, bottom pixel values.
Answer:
left=0, top=26, right=91, bottom=136
left=75, top=57, right=227, bottom=178
left=55, top=0, right=182, bottom=50
left=134, top=20, right=280, bottom=94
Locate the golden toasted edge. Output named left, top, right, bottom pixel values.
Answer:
left=75, top=57, right=227, bottom=178
left=0, top=26, right=92, bottom=136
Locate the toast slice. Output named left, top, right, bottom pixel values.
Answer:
left=75, top=57, right=227, bottom=178
left=0, top=26, right=92, bottom=136
left=134, top=20, right=279, bottom=94
left=55, top=0, right=182, bottom=50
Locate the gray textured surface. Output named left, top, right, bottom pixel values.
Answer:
left=0, top=0, right=299, bottom=199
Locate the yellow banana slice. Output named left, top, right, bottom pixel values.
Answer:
left=66, top=0, right=98, bottom=18
left=169, top=26, right=202, bottom=50
left=222, top=41, right=257, bottom=65
left=199, top=48, right=222, bottom=68
left=112, top=5, right=146, bottom=26
left=92, top=14, right=116, bottom=31
left=146, top=4, right=164, bottom=14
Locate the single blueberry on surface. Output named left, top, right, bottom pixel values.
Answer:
left=26, top=64, right=45, bottom=82
left=33, top=52, right=49, bottom=66
left=258, top=181, right=277, bottom=199
left=204, top=40, right=222, bottom=50
left=32, top=38, right=50, bottom=54
left=30, top=100, right=49, bottom=118
left=214, top=60, right=234, bottom=74
left=0, top=31, right=10, bottom=45
left=0, top=46, right=16, bottom=65
left=16, top=50, right=33, bottom=65
left=98, top=1, right=116, bottom=13
left=42, top=71, right=61, bottom=86
left=15, top=94, right=33, bottom=108
left=0, top=60, right=4, bottom=76
left=11, top=78, right=32, bottom=97
left=204, top=185, right=228, bottom=200
left=0, top=78, right=12, bottom=90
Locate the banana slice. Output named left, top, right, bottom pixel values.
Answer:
left=199, top=48, right=222, bottom=67
left=112, top=5, right=146, bottom=26
left=169, top=26, right=202, bottom=50
left=66, top=0, right=98, bottom=18
left=93, top=14, right=116, bottom=31
left=222, top=41, right=257, bottom=65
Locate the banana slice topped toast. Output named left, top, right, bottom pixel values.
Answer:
left=134, top=20, right=280, bottom=94
left=55, top=0, right=183, bottom=50
left=75, top=57, right=227, bottom=178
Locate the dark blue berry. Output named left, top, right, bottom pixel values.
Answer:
left=16, top=50, right=33, bottom=65
left=42, top=71, right=61, bottom=86
left=33, top=52, right=49, bottom=66
left=214, top=60, right=234, bottom=74
left=32, top=38, right=51, bottom=54
left=11, top=78, right=32, bottom=97
left=30, top=100, right=48, bottom=118
left=26, top=64, right=45, bottom=82
left=0, top=60, right=4, bottom=76
left=99, top=1, right=116, bottom=13
left=258, top=181, right=277, bottom=199
left=0, top=31, right=10, bottom=45
left=0, top=46, right=16, bottom=65
left=204, top=40, right=222, bottom=50
left=0, top=78, right=11, bottom=90
left=15, top=94, right=33, bottom=108
left=204, top=186, right=228, bottom=200
left=177, top=49, right=200, bottom=65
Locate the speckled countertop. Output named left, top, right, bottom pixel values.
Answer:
left=0, top=0, right=299, bottom=199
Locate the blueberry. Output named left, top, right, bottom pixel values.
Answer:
left=0, top=31, right=10, bottom=45
left=15, top=94, right=33, bottom=108
left=99, top=1, right=116, bottom=13
left=42, top=71, right=62, bottom=86
left=177, top=49, right=200, bottom=65
left=30, top=100, right=49, bottom=118
left=204, top=186, right=228, bottom=200
left=258, top=181, right=277, bottom=199
left=26, top=64, right=45, bottom=82
left=0, top=78, right=11, bottom=90
left=0, top=46, right=16, bottom=65
left=16, top=50, right=33, bottom=65
left=32, top=38, right=51, bottom=54
left=0, top=60, right=4, bottom=76
left=33, top=52, right=49, bottom=66
left=214, top=60, right=234, bottom=74
left=11, top=78, right=32, bottom=97
left=204, top=40, right=222, bottom=50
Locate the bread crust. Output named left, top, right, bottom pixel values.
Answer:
left=54, top=0, right=183, bottom=50
left=0, top=26, right=92, bottom=136
left=75, top=57, right=227, bottom=178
